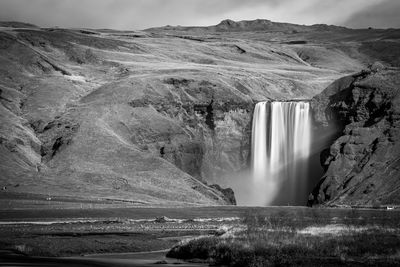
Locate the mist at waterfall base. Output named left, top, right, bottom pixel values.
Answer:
left=235, top=101, right=325, bottom=206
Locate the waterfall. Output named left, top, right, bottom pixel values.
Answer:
left=251, top=101, right=311, bottom=205
left=251, top=102, right=268, bottom=181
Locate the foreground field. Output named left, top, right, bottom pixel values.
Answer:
left=168, top=210, right=400, bottom=266
left=0, top=199, right=399, bottom=266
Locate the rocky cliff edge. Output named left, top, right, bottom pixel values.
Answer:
left=309, top=64, right=400, bottom=207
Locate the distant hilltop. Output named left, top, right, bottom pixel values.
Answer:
left=0, top=19, right=392, bottom=33
left=146, top=18, right=349, bottom=32
left=0, top=21, right=38, bottom=28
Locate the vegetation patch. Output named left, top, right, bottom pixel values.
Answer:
left=167, top=211, right=400, bottom=266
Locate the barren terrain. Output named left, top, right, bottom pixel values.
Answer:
left=1, top=19, right=399, bottom=205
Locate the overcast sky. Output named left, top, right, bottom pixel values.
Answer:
left=0, top=0, right=399, bottom=30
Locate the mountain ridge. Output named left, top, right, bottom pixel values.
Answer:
left=146, top=18, right=365, bottom=32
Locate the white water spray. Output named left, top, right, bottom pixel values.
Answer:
left=251, top=101, right=311, bottom=205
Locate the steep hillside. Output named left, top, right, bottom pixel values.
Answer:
left=310, top=65, right=400, bottom=206
left=0, top=19, right=399, bottom=205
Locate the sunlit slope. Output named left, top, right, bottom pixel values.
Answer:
left=0, top=19, right=399, bottom=204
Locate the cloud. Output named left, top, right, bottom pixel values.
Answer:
left=216, top=0, right=386, bottom=26
left=344, top=0, right=400, bottom=28
left=0, top=0, right=396, bottom=30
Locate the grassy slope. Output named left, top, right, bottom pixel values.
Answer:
left=0, top=20, right=399, bottom=205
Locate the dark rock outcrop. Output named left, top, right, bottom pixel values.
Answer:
left=209, top=184, right=236, bottom=205
left=36, top=117, right=80, bottom=163
left=309, top=65, right=400, bottom=207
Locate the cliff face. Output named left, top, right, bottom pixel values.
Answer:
left=310, top=65, right=400, bottom=206
left=127, top=79, right=253, bottom=185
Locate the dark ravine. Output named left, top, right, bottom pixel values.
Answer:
left=309, top=64, right=400, bottom=207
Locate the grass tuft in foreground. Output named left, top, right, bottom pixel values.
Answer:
left=167, top=211, right=400, bottom=266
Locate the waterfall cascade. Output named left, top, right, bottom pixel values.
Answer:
left=251, top=101, right=311, bottom=205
